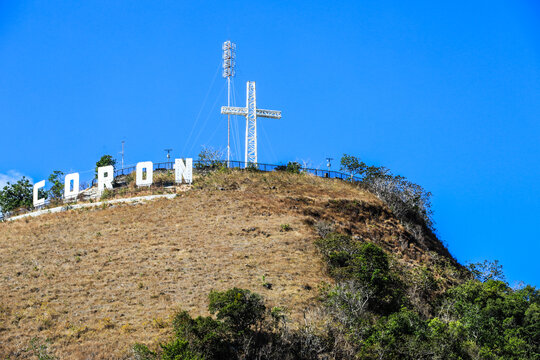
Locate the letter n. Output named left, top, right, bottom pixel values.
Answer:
left=174, top=158, right=192, bottom=184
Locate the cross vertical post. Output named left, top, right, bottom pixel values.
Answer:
left=221, top=81, right=281, bottom=167
left=246, top=81, right=257, bottom=164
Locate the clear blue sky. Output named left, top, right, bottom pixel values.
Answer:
left=1, top=1, right=539, bottom=286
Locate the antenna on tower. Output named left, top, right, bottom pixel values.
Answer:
left=164, top=148, right=173, bottom=161
left=326, top=157, right=333, bottom=170
left=222, top=40, right=236, bottom=167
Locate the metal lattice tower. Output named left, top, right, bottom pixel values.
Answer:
left=221, top=81, right=281, bottom=165
left=222, top=41, right=236, bottom=167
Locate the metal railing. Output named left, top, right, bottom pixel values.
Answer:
left=89, top=160, right=361, bottom=186
left=221, top=160, right=361, bottom=181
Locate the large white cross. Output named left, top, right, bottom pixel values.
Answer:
left=221, top=81, right=281, bottom=165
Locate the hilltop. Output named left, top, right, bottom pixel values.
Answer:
left=1, top=170, right=535, bottom=359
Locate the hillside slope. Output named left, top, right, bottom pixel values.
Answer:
left=0, top=171, right=462, bottom=359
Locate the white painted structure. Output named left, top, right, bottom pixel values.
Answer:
left=136, top=161, right=153, bottom=187
left=64, top=172, right=80, bottom=199
left=222, top=40, right=236, bottom=167
left=98, top=166, right=114, bottom=192
left=221, top=81, right=281, bottom=165
left=174, top=158, right=192, bottom=184
left=32, top=158, right=193, bottom=207
left=33, top=180, right=46, bottom=207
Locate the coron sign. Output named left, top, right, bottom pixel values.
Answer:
left=33, top=158, right=193, bottom=207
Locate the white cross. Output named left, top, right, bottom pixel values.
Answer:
left=221, top=81, right=281, bottom=165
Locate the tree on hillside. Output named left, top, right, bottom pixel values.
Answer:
left=340, top=154, right=367, bottom=180
left=0, top=177, right=33, bottom=214
left=339, top=154, right=434, bottom=231
left=467, top=260, right=506, bottom=282
left=196, top=146, right=225, bottom=169
left=95, top=155, right=117, bottom=178
left=47, top=170, right=64, bottom=201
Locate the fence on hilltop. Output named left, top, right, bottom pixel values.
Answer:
left=90, top=159, right=360, bottom=186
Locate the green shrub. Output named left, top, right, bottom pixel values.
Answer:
left=100, top=188, right=114, bottom=200
left=316, top=233, right=403, bottom=314
left=440, top=280, right=539, bottom=358
left=95, top=155, right=116, bottom=178
left=280, top=223, right=291, bottom=231
left=286, top=161, right=302, bottom=173
left=166, top=289, right=267, bottom=359
left=208, top=288, right=265, bottom=333
left=275, top=161, right=302, bottom=174
left=152, top=288, right=329, bottom=360
left=245, top=163, right=260, bottom=172
left=161, top=338, right=202, bottom=360
left=0, top=176, right=34, bottom=214
left=132, top=343, right=157, bottom=360
left=172, top=311, right=231, bottom=359
left=28, top=337, right=55, bottom=360
left=47, top=170, right=64, bottom=201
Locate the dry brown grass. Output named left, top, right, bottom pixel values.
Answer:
left=0, top=170, right=459, bottom=359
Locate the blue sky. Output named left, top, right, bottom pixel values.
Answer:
left=1, top=1, right=539, bottom=286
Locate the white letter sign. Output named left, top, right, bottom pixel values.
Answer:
left=33, top=180, right=46, bottom=207
left=98, top=166, right=114, bottom=193
left=64, top=172, right=79, bottom=199
left=136, top=161, right=153, bottom=187
left=174, top=158, right=193, bottom=184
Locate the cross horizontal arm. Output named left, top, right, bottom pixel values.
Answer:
left=256, top=109, right=281, bottom=119
left=221, top=106, right=247, bottom=116
left=221, top=106, right=282, bottom=119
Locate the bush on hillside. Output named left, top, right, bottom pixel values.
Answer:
left=245, top=163, right=261, bottom=172
left=315, top=229, right=540, bottom=359
left=100, top=188, right=114, bottom=200
left=438, top=279, right=539, bottom=359
left=339, top=154, right=434, bottom=234
left=153, top=170, right=175, bottom=187
left=132, top=288, right=333, bottom=360
left=208, top=288, right=266, bottom=333
left=196, top=146, right=226, bottom=170
left=95, top=155, right=117, bottom=178
left=314, top=220, right=334, bottom=238
left=275, top=162, right=302, bottom=174
left=364, top=174, right=434, bottom=231
left=171, top=311, right=231, bottom=359
left=47, top=170, right=64, bottom=201
left=316, top=233, right=404, bottom=314
left=0, top=176, right=34, bottom=214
